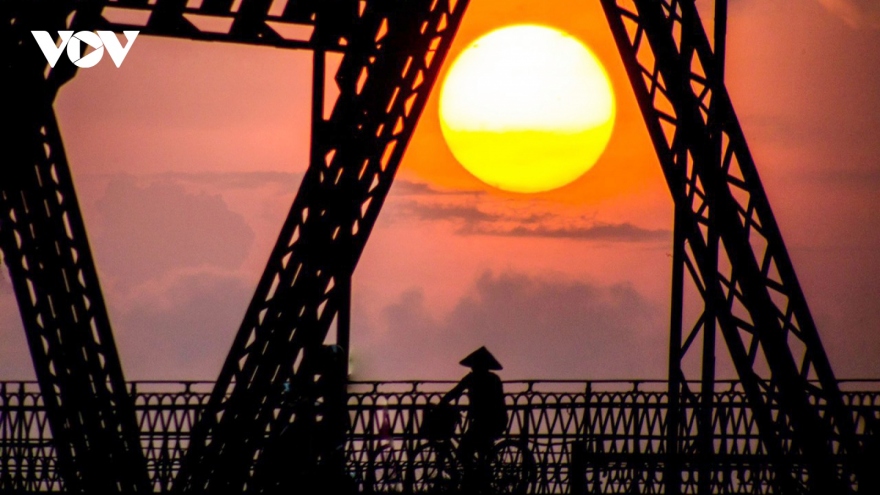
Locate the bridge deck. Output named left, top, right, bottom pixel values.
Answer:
left=1, top=380, right=878, bottom=493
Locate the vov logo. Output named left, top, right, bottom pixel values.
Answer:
left=31, top=31, right=139, bottom=68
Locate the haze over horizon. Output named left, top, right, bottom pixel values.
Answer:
left=1, top=0, right=879, bottom=382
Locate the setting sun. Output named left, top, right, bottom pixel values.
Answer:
left=439, top=24, right=616, bottom=194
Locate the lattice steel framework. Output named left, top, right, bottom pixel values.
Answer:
left=0, top=0, right=872, bottom=493
left=2, top=0, right=469, bottom=492
left=1, top=1, right=151, bottom=492
left=600, top=0, right=867, bottom=493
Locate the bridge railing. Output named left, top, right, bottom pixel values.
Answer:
left=1, top=380, right=879, bottom=493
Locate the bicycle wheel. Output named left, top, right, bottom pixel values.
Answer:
left=372, top=444, right=407, bottom=493
left=489, top=439, right=535, bottom=495
left=408, top=442, right=460, bottom=493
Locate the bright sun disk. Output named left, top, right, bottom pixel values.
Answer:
left=440, top=24, right=616, bottom=193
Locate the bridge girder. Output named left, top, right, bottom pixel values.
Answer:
left=0, top=0, right=869, bottom=493
left=601, top=0, right=863, bottom=492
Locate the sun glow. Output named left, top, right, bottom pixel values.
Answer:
left=440, top=24, right=616, bottom=193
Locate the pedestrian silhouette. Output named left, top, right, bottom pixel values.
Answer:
left=440, top=347, right=508, bottom=475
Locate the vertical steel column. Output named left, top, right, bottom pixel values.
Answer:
left=697, top=3, right=725, bottom=492
left=665, top=182, right=687, bottom=495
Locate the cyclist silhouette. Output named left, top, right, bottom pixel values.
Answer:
left=440, top=347, right=508, bottom=475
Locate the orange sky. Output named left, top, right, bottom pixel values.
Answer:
left=1, top=0, right=879, bottom=381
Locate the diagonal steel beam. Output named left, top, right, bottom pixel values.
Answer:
left=173, top=0, right=469, bottom=491
left=602, top=0, right=861, bottom=492
left=601, top=2, right=795, bottom=491
left=0, top=1, right=150, bottom=492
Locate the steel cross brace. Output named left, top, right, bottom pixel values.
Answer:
left=83, top=0, right=357, bottom=51
left=1, top=0, right=466, bottom=491
left=173, top=0, right=468, bottom=492
left=602, top=0, right=862, bottom=492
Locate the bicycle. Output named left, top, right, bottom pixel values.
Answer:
left=371, top=441, right=408, bottom=493
left=406, top=404, right=536, bottom=494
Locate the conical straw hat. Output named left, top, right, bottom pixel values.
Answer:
left=459, top=346, right=503, bottom=370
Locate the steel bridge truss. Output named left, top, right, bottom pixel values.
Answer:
left=600, top=0, right=874, bottom=492
left=0, top=0, right=873, bottom=493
